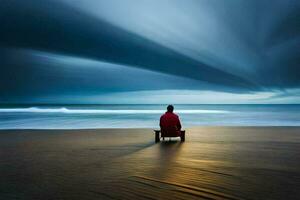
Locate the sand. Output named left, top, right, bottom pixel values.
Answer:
left=0, top=127, right=300, bottom=200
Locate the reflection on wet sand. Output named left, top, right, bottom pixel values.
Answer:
left=115, top=138, right=243, bottom=200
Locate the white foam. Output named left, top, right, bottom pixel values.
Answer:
left=0, top=107, right=230, bottom=114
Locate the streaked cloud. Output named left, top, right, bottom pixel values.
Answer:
left=0, top=0, right=299, bottom=103
left=63, top=90, right=300, bottom=104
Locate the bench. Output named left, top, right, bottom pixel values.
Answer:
left=154, top=130, right=185, bottom=143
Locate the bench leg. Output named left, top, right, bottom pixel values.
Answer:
left=180, top=131, right=185, bottom=142
left=155, top=131, right=160, bottom=143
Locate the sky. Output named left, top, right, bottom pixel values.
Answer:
left=0, top=0, right=299, bottom=104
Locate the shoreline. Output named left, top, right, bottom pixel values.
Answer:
left=1, top=125, right=300, bottom=131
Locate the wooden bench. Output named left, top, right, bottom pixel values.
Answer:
left=154, top=130, right=185, bottom=143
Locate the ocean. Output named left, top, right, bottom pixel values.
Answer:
left=0, top=104, right=299, bottom=129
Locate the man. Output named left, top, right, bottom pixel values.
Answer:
left=160, top=105, right=182, bottom=134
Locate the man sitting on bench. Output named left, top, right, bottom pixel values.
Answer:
left=159, top=105, right=184, bottom=141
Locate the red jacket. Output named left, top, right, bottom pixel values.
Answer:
left=160, top=112, right=182, bottom=132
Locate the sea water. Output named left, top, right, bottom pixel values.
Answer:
left=0, top=104, right=299, bottom=129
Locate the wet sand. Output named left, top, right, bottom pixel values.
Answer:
left=0, top=127, right=300, bottom=200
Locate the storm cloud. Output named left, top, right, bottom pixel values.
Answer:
left=0, top=0, right=299, bottom=103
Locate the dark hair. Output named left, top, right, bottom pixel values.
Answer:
left=167, top=105, right=174, bottom=112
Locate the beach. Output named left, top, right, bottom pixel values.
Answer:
left=0, top=127, right=299, bottom=200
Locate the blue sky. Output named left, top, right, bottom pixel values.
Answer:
left=0, top=0, right=299, bottom=104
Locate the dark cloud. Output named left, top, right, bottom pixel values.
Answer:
left=1, top=49, right=217, bottom=98
left=0, top=0, right=299, bottom=103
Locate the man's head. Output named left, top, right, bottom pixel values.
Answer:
left=167, top=105, right=174, bottom=113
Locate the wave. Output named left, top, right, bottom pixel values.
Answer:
left=0, top=107, right=230, bottom=114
